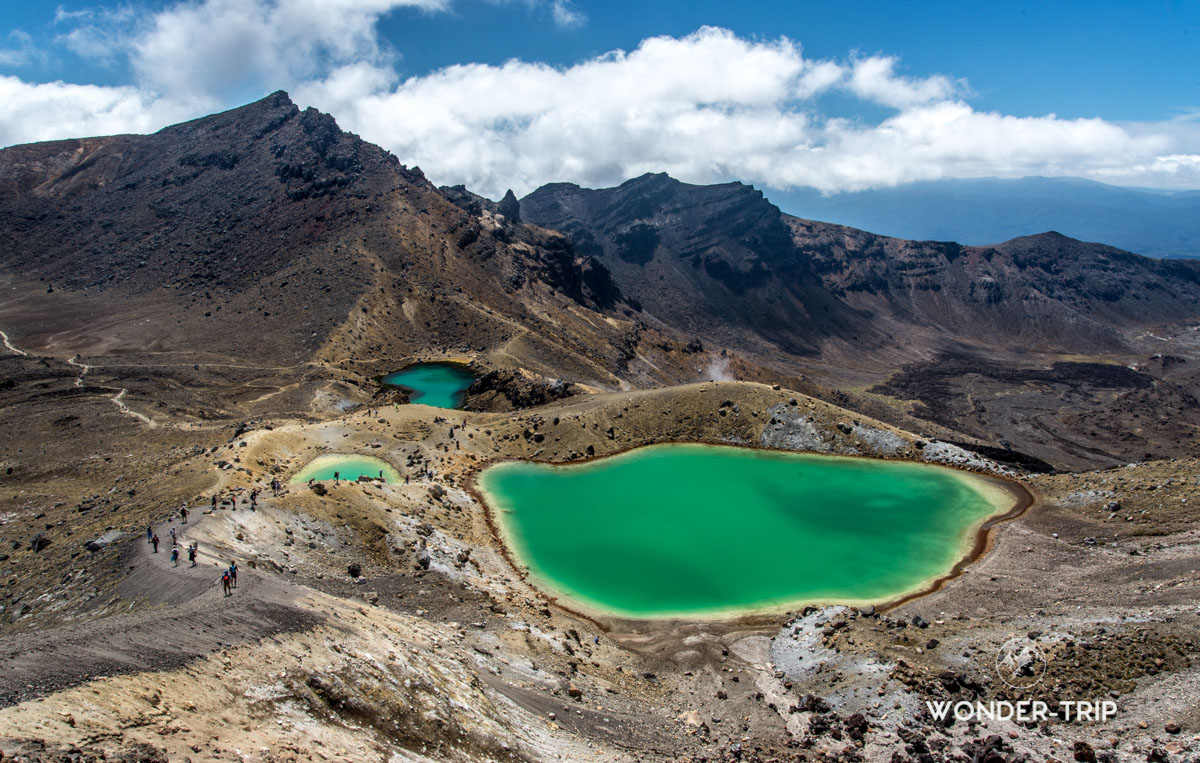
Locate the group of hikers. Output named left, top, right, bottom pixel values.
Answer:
left=147, top=501, right=240, bottom=598
left=306, top=469, right=393, bottom=486
left=208, top=489, right=259, bottom=512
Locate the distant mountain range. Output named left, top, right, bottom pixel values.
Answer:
left=5, top=94, right=1199, bottom=375
left=767, top=177, right=1200, bottom=259
left=521, top=173, right=1200, bottom=361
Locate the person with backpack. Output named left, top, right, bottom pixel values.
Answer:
left=188, top=544, right=197, bottom=567
left=228, top=561, right=238, bottom=589
left=170, top=547, right=179, bottom=567
left=221, top=569, right=232, bottom=596
left=180, top=505, right=188, bottom=524
left=151, top=534, right=159, bottom=553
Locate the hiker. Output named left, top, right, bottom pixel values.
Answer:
left=229, top=561, right=238, bottom=588
left=221, top=569, right=232, bottom=597
left=188, top=544, right=197, bottom=567
left=180, top=505, right=188, bottom=524
left=170, top=547, right=179, bottom=567
left=230, top=495, right=236, bottom=511
left=211, top=494, right=217, bottom=510
left=151, top=534, right=159, bottom=553
left=250, top=489, right=258, bottom=509
left=169, top=527, right=176, bottom=544
left=147, top=525, right=153, bottom=543
left=334, top=470, right=340, bottom=484
left=379, top=470, right=384, bottom=480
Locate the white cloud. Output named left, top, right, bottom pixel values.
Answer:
left=6, top=0, right=448, bottom=143
left=846, top=55, right=960, bottom=108
left=0, top=30, right=46, bottom=68
left=130, top=0, right=447, bottom=104
left=1, top=13, right=1198, bottom=196
left=0, top=76, right=194, bottom=147
left=294, top=26, right=1200, bottom=196
left=550, top=0, right=585, bottom=28
left=54, top=6, right=138, bottom=66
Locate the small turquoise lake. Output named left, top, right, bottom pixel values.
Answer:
left=478, top=444, right=1017, bottom=619
left=381, top=363, right=477, bottom=409
left=290, top=454, right=401, bottom=484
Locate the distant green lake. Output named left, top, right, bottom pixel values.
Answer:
left=290, top=454, right=400, bottom=484
left=380, top=363, right=476, bottom=409
left=478, top=444, right=1013, bottom=618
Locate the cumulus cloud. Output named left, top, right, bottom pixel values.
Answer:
left=846, top=55, right=961, bottom=108
left=1, top=0, right=446, bottom=143
left=130, top=0, right=447, bottom=106
left=0, top=76, right=195, bottom=147
left=295, top=26, right=1199, bottom=196
left=1, top=9, right=1198, bottom=195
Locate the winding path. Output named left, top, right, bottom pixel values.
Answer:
left=65, top=354, right=158, bottom=428
left=0, top=329, right=27, bottom=356
left=0, top=328, right=158, bottom=429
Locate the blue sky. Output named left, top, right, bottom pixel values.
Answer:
left=2, top=1, right=1198, bottom=196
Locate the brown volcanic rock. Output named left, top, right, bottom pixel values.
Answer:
left=0, top=92, right=645, bottom=390
left=521, top=173, right=871, bottom=357
left=793, top=220, right=1200, bottom=352
left=522, top=173, right=1200, bottom=360
left=460, top=367, right=582, bottom=411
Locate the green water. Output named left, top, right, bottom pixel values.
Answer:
left=380, top=363, right=476, bottom=409
left=478, top=444, right=1010, bottom=618
left=290, top=454, right=401, bottom=484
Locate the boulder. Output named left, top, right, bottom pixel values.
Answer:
left=84, top=529, right=123, bottom=553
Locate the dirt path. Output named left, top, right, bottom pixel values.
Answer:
left=0, top=511, right=322, bottom=708
left=65, top=354, right=158, bottom=428
left=0, top=329, right=27, bottom=356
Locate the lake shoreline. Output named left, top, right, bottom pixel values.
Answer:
left=468, top=441, right=1035, bottom=628
left=377, top=360, right=478, bottom=409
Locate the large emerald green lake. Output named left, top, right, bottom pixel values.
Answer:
left=478, top=444, right=1013, bottom=618
left=380, top=362, right=476, bottom=408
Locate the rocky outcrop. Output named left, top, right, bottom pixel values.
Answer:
left=523, top=173, right=1200, bottom=359
left=522, top=173, right=864, bottom=355
left=496, top=189, right=521, bottom=223
left=460, top=368, right=581, bottom=411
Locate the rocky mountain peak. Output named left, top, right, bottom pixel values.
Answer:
left=497, top=189, right=521, bottom=222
